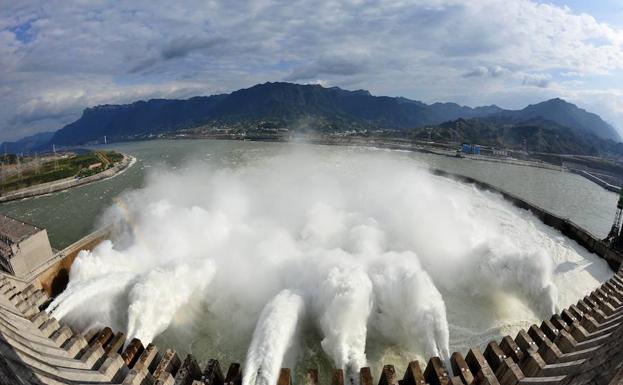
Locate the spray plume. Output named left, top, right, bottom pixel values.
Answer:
left=244, top=290, right=305, bottom=385
left=47, top=146, right=610, bottom=378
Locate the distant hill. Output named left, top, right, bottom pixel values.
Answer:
left=496, top=98, right=620, bottom=142
left=5, top=82, right=620, bottom=155
left=0, top=131, right=55, bottom=154
left=50, top=96, right=226, bottom=146
left=48, top=82, right=510, bottom=146
left=413, top=117, right=623, bottom=156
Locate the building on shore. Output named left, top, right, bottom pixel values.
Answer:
left=0, top=214, right=53, bottom=279
left=461, top=143, right=481, bottom=155
left=492, top=148, right=509, bottom=157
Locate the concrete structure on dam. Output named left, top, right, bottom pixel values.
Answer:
left=0, top=213, right=111, bottom=297
left=0, top=181, right=623, bottom=384
left=0, top=215, right=53, bottom=279
left=605, top=189, right=623, bottom=251
left=0, top=260, right=622, bottom=384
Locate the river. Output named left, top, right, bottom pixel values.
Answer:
left=0, top=139, right=616, bottom=249
left=3, top=139, right=618, bottom=381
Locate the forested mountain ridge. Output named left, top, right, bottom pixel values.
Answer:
left=4, top=82, right=620, bottom=157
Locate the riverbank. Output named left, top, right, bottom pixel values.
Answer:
left=307, top=136, right=564, bottom=171
left=162, top=133, right=567, bottom=172
left=0, top=154, right=135, bottom=203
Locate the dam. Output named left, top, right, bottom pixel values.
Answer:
left=0, top=267, right=622, bottom=385
left=0, top=140, right=621, bottom=385
left=0, top=174, right=621, bottom=384
left=3, top=0, right=623, bottom=382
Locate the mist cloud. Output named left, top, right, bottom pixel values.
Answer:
left=47, top=147, right=611, bottom=382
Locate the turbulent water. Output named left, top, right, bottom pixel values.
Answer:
left=47, top=146, right=612, bottom=384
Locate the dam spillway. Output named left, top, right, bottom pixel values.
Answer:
left=0, top=145, right=621, bottom=384
left=0, top=269, right=623, bottom=384
left=0, top=185, right=621, bottom=385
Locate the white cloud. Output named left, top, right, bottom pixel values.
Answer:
left=463, top=65, right=510, bottom=78
left=0, top=0, right=623, bottom=140
left=521, top=73, right=552, bottom=88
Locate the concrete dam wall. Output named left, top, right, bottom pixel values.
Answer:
left=36, top=227, right=112, bottom=297
left=0, top=266, right=622, bottom=384
left=430, top=169, right=623, bottom=272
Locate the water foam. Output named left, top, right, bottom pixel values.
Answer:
left=370, top=252, right=450, bottom=361
left=126, top=259, right=216, bottom=343
left=315, top=265, right=373, bottom=379
left=243, top=290, right=305, bottom=385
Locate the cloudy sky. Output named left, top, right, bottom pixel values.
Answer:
left=1, top=0, right=623, bottom=142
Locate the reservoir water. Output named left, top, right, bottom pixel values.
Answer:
left=2, top=139, right=618, bottom=382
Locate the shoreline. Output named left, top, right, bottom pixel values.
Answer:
left=305, top=137, right=564, bottom=171
left=0, top=154, right=135, bottom=203
left=115, top=134, right=567, bottom=171
left=245, top=135, right=619, bottom=190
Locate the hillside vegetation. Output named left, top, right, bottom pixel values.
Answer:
left=412, top=117, right=623, bottom=156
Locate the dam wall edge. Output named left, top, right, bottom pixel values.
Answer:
left=430, top=168, right=623, bottom=272
left=569, top=169, right=620, bottom=193
left=1, top=262, right=623, bottom=384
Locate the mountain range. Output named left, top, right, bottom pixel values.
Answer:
left=0, top=131, right=55, bottom=154
left=4, top=82, right=621, bottom=155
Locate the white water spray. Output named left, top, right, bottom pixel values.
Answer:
left=370, top=252, right=450, bottom=361
left=315, top=265, right=373, bottom=378
left=49, top=272, right=136, bottom=320
left=126, top=259, right=216, bottom=343
left=243, top=290, right=305, bottom=385
left=47, top=146, right=611, bottom=376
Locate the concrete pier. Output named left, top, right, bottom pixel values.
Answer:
left=122, top=338, right=144, bottom=367
left=0, top=218, right=112, bottom=299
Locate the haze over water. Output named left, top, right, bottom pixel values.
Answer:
left=30, top=140, right=613, bottom=385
